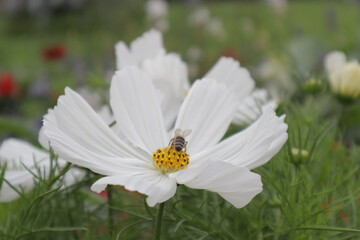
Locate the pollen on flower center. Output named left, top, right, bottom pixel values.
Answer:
left=152, top=146, right=190, bottom=173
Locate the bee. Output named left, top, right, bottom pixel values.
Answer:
left=169, top=129, right=192, bottom=151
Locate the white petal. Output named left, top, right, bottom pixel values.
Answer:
left=0, top=138, right=48, bottom=168
left=131, top=30, right=165, bottom=63
left=115, top=41, right=136, bottom=70
left=205, top=57, right=255, bottom=101
left=233, top=89, right=278, bottom=126
left=115, top=30, right=165, bottom=70
left=324, top=51, right=347, bottom=75
left=110, top=67, right=168, bottom=153
left=38, top=125, right=49, bottom=150
left=43, top=88, right=151, bottom=176
left=91, top=170, right=177, bottom=207
left=174, top=79, right=238, bottom=155
left=142, top=53, right=190, bottom=129
left=193, top=107, right=288, bottom=169
left=95, top=105, right=127, bottom=140
left=180, top=161, right=263, bottom=208
left=0, top=170, right=35, bottom=202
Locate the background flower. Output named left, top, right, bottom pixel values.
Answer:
left=324, top=51, right=360, bottom=99
left=0, top=138, right=84, bottom=202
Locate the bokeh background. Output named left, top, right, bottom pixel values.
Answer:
left=1, top=0, right=359, bottom=142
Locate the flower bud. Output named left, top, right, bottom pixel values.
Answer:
left=324, top=51, right=360, bottom=100
left=302, top=78, right=322, bottom=94
left=290, top=147, right=309, bottom=165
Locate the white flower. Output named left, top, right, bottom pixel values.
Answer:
left=115, top=29, right=166, bottom=70
left=206, top=18, right=226, bottom=39
left=115, top=30, right=189, bottom=129
left=233, top=89, right=278, bottom=126
left=43, top=67, right=288, bottom=208
left=153, top=18, right=169, bottom=32
left=0, top=138, right=84, bottom=202
left=187, top=7, right=210, bottom=27
left=205, top=57, right=277, bottom=126
left=186, top=46, right=202, bottom=62
left=267, top=0, right=287, bottom=15
left=115, top=30, right=276, bottom=127
left=324, top=51, right=360, bottom=99
left=146, top=0, right=168, bottom=20
left=145, top=0, right=169, bottom=32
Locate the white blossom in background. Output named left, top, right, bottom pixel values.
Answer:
left=257, top=56, right=294, bottom=98
left=324, top=51, right=360, bottom=99
left=14, top=87, right=117, bottom=203
left=43, top=66, right=288, bottom=207
left=186, top=46, right=202, bottom=62
left=186, top=46, right=202, bottom=78
left=187, top=6, right=226, bottom=39
left=267, top=0, right=287, bottom=15
left=115, top=30, right=276, bottom=127
left=145, top=0, right=169, bottom=32
left=187, top=7, right=210, bottom=27
left=233, top=89, right=278, bottom=126
left=152, top=18, right=169, bottom=33
left=206, top=18, right=226, bottom=39
left=205, top=57, right=278, bottom=126
left=0, top=137, right=84, bottom=202
left=115, top=30, right=166, bottom=70
left=115, top=30, right=189, bottom=129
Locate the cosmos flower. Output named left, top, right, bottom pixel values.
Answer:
left=0, top=137, right=84, bottom=202
left=205, top=17, right=226, bottom=39
left=43, top=67, right=288, bottom=208
left=233, top=89, right=277, bottom=126
left=42, top=44, right=66, bottom=61
left=145, top=0, right=169, bottom=32
left=115, top=30, right=276, bottom=127
left=0, top=72, right=18, bottom=98
left=324, top=51, right=360, bottom=100
left=146, top=0, right=168, bottom=20
left=115, top=29, right=166, bottom=70
left=267, top=0, right=287, bottom=15
left=187, top=7, right=210, bottom=27
left=115, top=30, right=189, bottom=129
left=187, top=7, right=226, bottom=39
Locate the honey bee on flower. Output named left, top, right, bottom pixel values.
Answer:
left=43, top=66, right=288, bottom=208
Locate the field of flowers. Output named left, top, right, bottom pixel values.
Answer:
left=0, top=0, right=360, bottom=239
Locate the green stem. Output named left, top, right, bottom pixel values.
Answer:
left=107, top=186, right=114, bottom=237
left=154, top=202, right=165, bottom=240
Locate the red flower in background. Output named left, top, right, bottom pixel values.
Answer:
left=42, top=44, right=66, bottom=61
left=0, top=72, right=18, bottom=97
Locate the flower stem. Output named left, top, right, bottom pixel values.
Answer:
left=154, top=202, right=165, bottom=240
left=107, top=186, right=114, bottom=237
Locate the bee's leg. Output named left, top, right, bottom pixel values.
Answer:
left=168, top=138, right=174, bottom=147
left=184, top=141, right=188, bottom=151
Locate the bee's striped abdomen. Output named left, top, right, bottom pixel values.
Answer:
left=174, top=136, right=185, bottom=151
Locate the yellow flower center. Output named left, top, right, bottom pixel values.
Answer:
left=152, top=146, right=190, bottom=173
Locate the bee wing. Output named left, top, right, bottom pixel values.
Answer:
left=182, top=129, right=192, bottom=137
left=174, top=128, right=182, bottom=136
